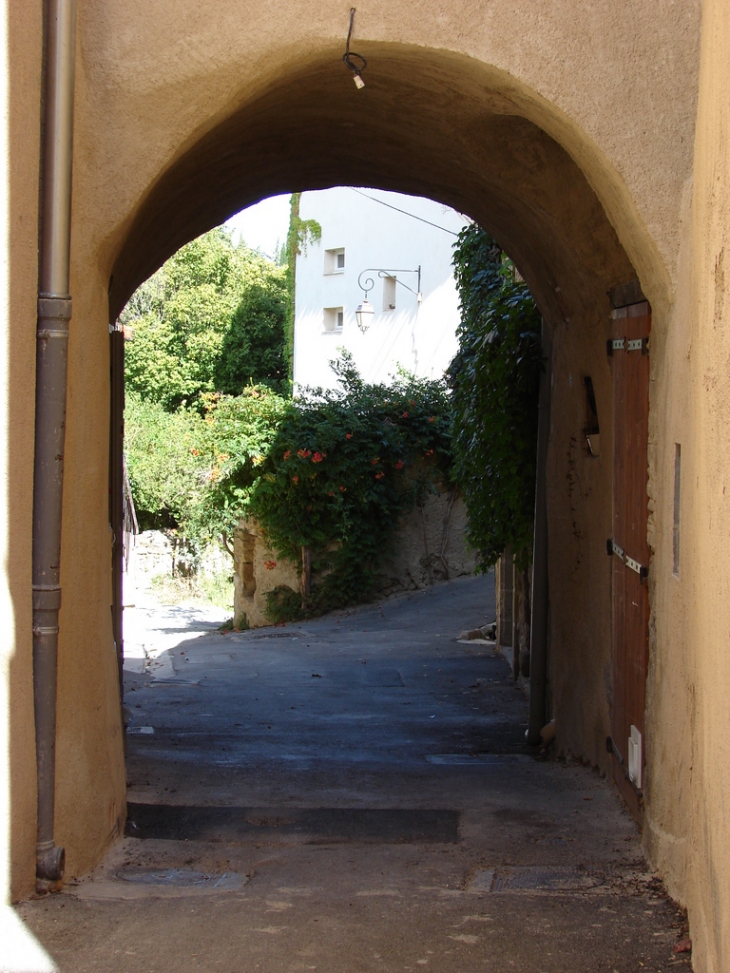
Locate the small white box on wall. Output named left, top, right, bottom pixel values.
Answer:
left=628, top=725, right=642, bottom=789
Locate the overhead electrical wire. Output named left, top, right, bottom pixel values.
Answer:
left=348, top=188, right=464, bottom=236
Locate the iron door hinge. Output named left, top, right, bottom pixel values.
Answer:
left=607, top=338, right=625, bottom=356
left=607, top=336, right=648, bottom=356
left=625, top=554, right=648, bottom=580
left=607, top=538, right=624, bottom=560
left=607, top=539, right=648, bottom=581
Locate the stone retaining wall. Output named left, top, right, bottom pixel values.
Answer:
left=233, top=489, right=476, bottom=628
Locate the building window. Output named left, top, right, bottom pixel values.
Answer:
left=324, top=248, right=346, bottom=274
left=323, top=307, right=344, bottom=332
left=382, top=275, right=396, bottom=311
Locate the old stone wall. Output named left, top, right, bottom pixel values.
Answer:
left=233, top=491, right=476, bottom=629
left=232, top=522, right=301, bottom=630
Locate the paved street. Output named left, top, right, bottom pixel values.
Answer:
left=18, top=576, right=690, bottom=972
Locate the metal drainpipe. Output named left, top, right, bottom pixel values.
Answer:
left=32, top=0, right=77, bottom=885
left=527, top=319, right=552, bottom=746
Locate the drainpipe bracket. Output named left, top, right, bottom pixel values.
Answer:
left=37, top=297, right=71, bottom=340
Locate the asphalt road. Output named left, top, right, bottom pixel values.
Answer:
left=18, top=575, right=691, bottom=973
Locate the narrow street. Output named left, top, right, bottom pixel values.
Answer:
left=19, top=576, right=689, bottom=972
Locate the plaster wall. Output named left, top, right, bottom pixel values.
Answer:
left=4, top=1, right=724, bottom=966
left=293, top=188, right=467, bottom=390
left=2, top=0, right=44, bottom=902
left=653, top=2, right=730, bottom=968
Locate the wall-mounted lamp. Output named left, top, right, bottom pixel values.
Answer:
left=355, top=266, right=422, bottom=333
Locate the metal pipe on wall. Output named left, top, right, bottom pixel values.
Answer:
left=527, top=319, right=552, bottom=746
left=32, top=0, right=77, bottom=885
left=110, top=328, right=125, bottom=703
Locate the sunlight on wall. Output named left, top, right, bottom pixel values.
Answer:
left=0, top=12, right=58, bottom=970
left=1, top=0, right=12, bottom=910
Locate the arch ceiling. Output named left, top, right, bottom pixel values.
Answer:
left=109, top=46, right=638, bottom=322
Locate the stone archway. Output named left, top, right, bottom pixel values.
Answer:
left=44, top=33, right=687, bottom=895
left=104, top=42, right=647, bottom=792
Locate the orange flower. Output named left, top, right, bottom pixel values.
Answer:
left=283, top=450, right=291, bottom=460
left=312, top=452, right=324, bottom=463
left=425, top=449, right=434, bottom=456
left=297, top=448, right=312, bottom=459
left=375, top=471, right=385, bottom=480
left=429, top=416, right=435, bottom=423
left=339, top=485, right=346, bottom=492
left=292, top=475, right=299, bottom=483
left=371, top=457, right=380, bottom=465
left=402, top=411, right=409, bottom=418
left=346, top=433, right=353, bottom=440
left=395, top=460, right=404, bottom=470
left=263, top=560, right=277, bottom=571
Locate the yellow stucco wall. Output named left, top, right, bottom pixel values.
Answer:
left=3, top=0, right=44, bottom=902
left=4, top=0, right=730, bottom=968
left=664, top=2, right=730, bottom=968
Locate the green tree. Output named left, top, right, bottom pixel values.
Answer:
left=447, top=223, right=542, bottom=569
left=122, top=228, right=288, bottom=409
left=215, top=271, right=289, bottom=395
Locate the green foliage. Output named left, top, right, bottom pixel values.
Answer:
left=125, top=356, right=453, bottom=620
left=122, top=228, right=289, bottom=410
left=215, top=273, right=289, bottom=395
left=242, top=357, right=452, bottom=617
left=447, top=223, right=542, bottom=569
left=283, top=193, right=322, bottom=375
left=186, top=387, right=293, bottom=543
left=124, top=393, right=209, bottom=533
left=124, top=386, right=290, bottom=545
left=148, top=569, right=235, bottom=611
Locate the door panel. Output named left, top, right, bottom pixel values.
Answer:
left=610, top=301, right=651, bottom=817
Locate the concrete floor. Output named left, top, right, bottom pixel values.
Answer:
left=17, top=575, right=691, bottom=972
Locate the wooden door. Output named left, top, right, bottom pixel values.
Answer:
left=609, top=300, right=651, bottom=817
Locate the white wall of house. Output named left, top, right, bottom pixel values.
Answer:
left=292, top=188, right=468, bottom=391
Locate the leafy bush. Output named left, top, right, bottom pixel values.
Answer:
left=124, top=393, right=210, bottom=533
left=125, top=386, right=291, bottom=543
left=242, top=357, right=453, bottom=616
left=447, top=223, right=542, bottom=569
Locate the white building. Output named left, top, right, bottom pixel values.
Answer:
left=292, top=188, right=469, bottom=391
